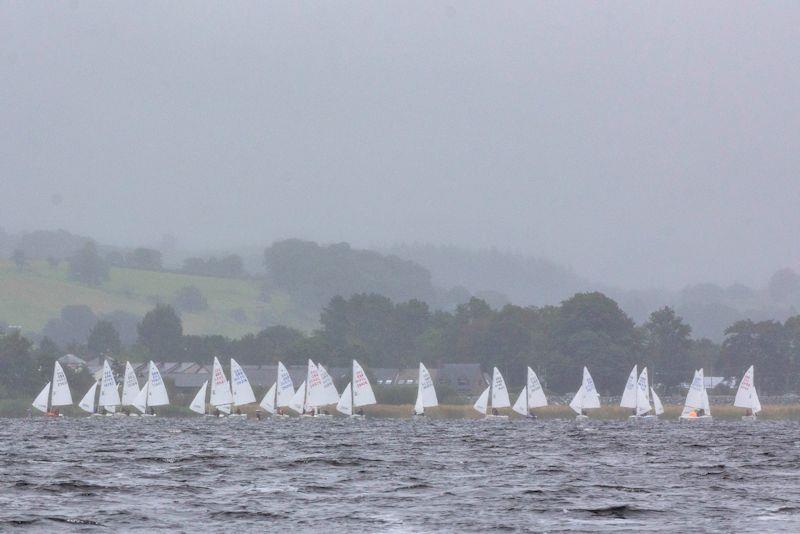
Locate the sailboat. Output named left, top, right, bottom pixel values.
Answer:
left=621, top=366, right=657, bottom=422
left=473, top=367, right=511, bottom=420
left=259, top=361, right=294, bottom=419
left=208, top=356, right=233, bottom=417
left=97, top=360, right=121, bottom=415
left=229, top=358, right=256, bottom=417
left=512, top=366, right=547, bottom=418
left=734, top=365, right=761, bottom=421
left=413, top=362, right=438, bottom=417
left=288, top=359, right=325, bottom=417
left=120, top=361, right=141, bottom=416
left=651, top=386, right=665, bottom=418
left=78, top=381, right=99, bottom=414
left=679, top=369, right=712, bottom=422
left=132, top=361, right=170, bottom=417
left=569, top=366, right=601, bottom=421
left=336, top=359, right=376, bottom=419
left=314, top=364, right=340, bottom=418
left=31, top=361, right=73, bottom=417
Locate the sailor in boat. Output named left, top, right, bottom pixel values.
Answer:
left=527, top=410, right=537, bottom=420
left=696, top=408, right=705, bottom=417
left=148, top=407, right=156, bottom=416
left=357, top=408, right=364, bottom=416
left=255, top=410, right=262, bottom=421
left=687, top=409, right=697, bottom=417
left=745, top=408, right=753, bottom=417
left=492, top=408, right=499, bottom=416
left=214, top=407, right=220, bottom=417
left=235, top=407, right=242, bottom=416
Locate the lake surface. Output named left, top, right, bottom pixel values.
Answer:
left=1, top=417, right=799, bottom=532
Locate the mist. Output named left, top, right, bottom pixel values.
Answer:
left=2, top=1, right=798, bottom=290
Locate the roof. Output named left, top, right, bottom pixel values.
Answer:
left=58, top=353, right=86, bottom=367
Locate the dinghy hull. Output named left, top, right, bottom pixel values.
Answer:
left=741, top=415, right=757, bottom=421
left=575, top=414, right=590, bottom=422
left=483, top=415, right=509, bottom=421
left=628, top=415, right=658, bottom=423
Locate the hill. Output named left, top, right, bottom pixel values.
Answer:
left=0, top=260, right=317, bottom=338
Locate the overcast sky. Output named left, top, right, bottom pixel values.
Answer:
left=1, top=1, right=798, bottom=289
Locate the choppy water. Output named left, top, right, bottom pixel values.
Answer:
left=2, top=417, right=800, bottom=532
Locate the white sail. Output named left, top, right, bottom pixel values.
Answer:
left=636, top=367, right=652, bottom=415
left=288, top=381, right=307, bottom=413
left=582, top=367, right=601, bottom=409
left=569, top=385, right=586, bottom=414
left=526, top=367, right=548, bottom=408
left=32, top=382, right=50, bottom=413
left=512, top=387, right=527, bottom=416
left=98, top=361, right=121, bottom=409
left=230, top=358, right=256, bottom=406
left=210, top=356, right=233, bottom=409
left=133, top=381, right=148, bottom=413
left=734, top=365, right=761, bottom=414
left=337, top=382, right=353, bottom=415
left=260, top=383, right=277, bottom=414
left=189, top=381, right=208, bottom=415
left=684, top=369, right=705, bottom=410
left=491, top=367, right=511, bottom=408
left=78, top=382, right=98, bottom=413
left=317, top=364, right=340, bottom=405
left=352, top=360, right=376, bottom=407
left=570, top=367, right=600, bottom=414
left=51, top=361, right=73, bottom=406
left=147, top=361, right=169, bottom=407
left=651, top=387, right=664, bottom=415
left=121, top=362, right=140, bottom=406
left=414, top=363, right=438, bottom=414
left=620, top=365, right=638, bottom=409
left=276, top=362, right=294, bottom=407
left=701, top=380, right=711, bottom=415
left=305, top=359, right=325, bottom=408
left=473, top=386, right=489, bottom=415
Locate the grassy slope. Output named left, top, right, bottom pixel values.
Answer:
left=0, top=260, right=317, bottom=337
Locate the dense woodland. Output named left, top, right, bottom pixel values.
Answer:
left=3, top=291, right=800, bottom=402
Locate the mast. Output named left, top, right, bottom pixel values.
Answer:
left=351, top=360, right=355, bottom=413
left=525, top=368, right=529, bottom=415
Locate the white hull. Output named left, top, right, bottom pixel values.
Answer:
left=226, top=414, right=247, bottom=419
left=314, top=413, right=334, bottom=419
left=483, top=414, right=509, bottom=421
left=349, top=414, right=366, bottom=420
left=679, top=415, right=713, bottom=422
left=140, top=414, right=157, bottom=418
left=271, top=414, right=291, bottom=419
left=741, top=415, right=757, bottom=422
left=575, top=414, right=590, bottom=422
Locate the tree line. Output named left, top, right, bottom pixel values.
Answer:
left=4, top=291, right=800, bottom=401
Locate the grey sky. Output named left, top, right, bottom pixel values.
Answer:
left=2, top=1, right=798, bottom=289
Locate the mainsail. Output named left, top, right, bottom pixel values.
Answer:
left=414, top=363, right=438, bottom=414
left=317, top=364, right=340, bottom=406
left=491, top=367, right=511, bottom=409
left=98, top=360, right=121, bottom=410
left=276, top=362, right=294, bottom=407
left=121, top=362, right=140, bottom=406
left=635, top=367, right=652, bottom=415
left=683, top=369, right=705, bottom=413
left=352, top=360, right=376, bottom=407
left=231, top=358, right=256, bottom=407
left=133, top=381, right=148, bottom=413
left=569, top=367, right=600, bottom=414
left=210, top=356, right=233, bottom=411
left=51, top=361, right=73, bottom=407
left=514, top=366, right=549, bottom=415
left=147, top=361, right=169, bottom=407
left=734, top=365, right=762, bottom=414
left=305, top=359, right=324, bottom=409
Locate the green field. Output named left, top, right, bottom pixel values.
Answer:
left=0, top=260, right=318, bottom=337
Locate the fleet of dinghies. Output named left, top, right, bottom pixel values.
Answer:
left=31, top=359, right=769, bottom=421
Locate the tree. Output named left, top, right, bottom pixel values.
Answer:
left=137, top=305, right=184, bottom=360
left=125, top=247, right=163, bottom=271
left=41, top=305, right=98, bottom=347
left=172, top=286, right=208, bottom=313
left=34, top=337, right=61, bottom=383
left=719, top=319, right=792, bottom=394
left=643, top=307, right=693, bottom=392
left=87, top=320, right=121, bottom=356
left=12, top=248, right=26, bottom=270
left=0, top=330, right=37, bottom=398
left=68, top=241, right=109, bottom=286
